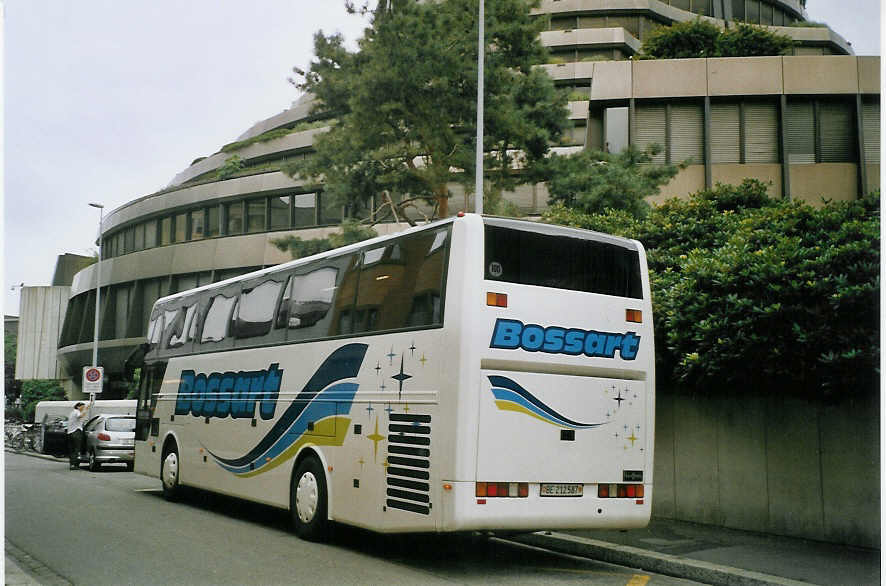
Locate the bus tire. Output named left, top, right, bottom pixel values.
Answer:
left=291, top=456, right=328, bottom=542
left=161, top=443, right=182, bottom=501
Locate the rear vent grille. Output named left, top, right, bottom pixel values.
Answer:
left=386, top=413, right=431, bottom=515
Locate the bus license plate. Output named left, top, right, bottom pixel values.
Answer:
left=540, top=483, right=583, bottom=497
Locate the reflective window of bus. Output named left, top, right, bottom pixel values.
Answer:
left=201, top=293, right=238, bottom=343
left=162, top=308, right=184, bottom=349
left=353, top=228, right=449, bottom=333
left=283, top=267, right=338, bottom=336
left=484, top=224, right=642, bottom=299
left=234, top=279, right=284, bottom=339
left=146, top=312, right=162, bottom=346
left=169, top=304, right=197, bottom=348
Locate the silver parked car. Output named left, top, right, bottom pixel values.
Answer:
left=82, top=414, right=136, bottom=471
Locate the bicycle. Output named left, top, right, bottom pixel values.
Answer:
left=9, top=424, right=40, bottom=451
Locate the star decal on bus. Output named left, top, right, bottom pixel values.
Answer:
left=367, top=417, right=385, bottom=463
left=391, top=355, right=412, bottom=399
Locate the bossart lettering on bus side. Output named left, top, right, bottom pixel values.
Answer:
left=174, top=363, right=283, bottom=420
left=490, top=318, right=641, bottom=360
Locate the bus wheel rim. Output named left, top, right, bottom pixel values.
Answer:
left=296, top=471, right=318, bottom=522
left=163, top=453, right=178, bottom=488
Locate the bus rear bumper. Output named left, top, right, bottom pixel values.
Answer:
left=440, top=481, right=652, bottom=533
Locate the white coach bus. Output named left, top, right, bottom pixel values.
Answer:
left=133, top=214, right=655, bottom=540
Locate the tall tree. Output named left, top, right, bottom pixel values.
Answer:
left=287, top=0, right=569, bottom=222
left=544, top=145, right=682, bottom=217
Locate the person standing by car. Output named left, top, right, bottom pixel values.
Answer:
left=66, top=402, right=87, bottom=469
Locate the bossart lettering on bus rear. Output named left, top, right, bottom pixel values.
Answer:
left=490, top=318, right=641, bottom=360
left=174, top=363, right=283, bottom=420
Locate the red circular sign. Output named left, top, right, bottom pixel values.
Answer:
left=85, top=368, right=101, bottom=383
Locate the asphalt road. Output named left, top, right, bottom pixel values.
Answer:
left=5, top=452, right=696, bottom=585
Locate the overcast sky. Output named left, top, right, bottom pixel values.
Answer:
left=3, top=1, right=881, bottom=316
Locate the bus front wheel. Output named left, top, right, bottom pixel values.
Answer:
left=161, top=445, right=181, bottom=501
left=291, top=456, right=328, bottom=541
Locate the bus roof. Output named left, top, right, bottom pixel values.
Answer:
left=150, top=213, right=641, bottom=311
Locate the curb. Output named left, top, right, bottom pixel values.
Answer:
left=510, top=532, right=813, bottom=586
left=5, top=540, right=72, bottom=586
left=5, top=448, right=68, bottom=463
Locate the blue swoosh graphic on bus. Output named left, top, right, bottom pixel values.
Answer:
left=487, top=375, right=607, bottom=430
left=207, top=343, right=368, bottom=476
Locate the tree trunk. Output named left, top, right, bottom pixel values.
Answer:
left=435, top=185, right=449, bottom=218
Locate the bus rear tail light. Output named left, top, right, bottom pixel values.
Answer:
left=97, top=433, right=111, bottom=442
left=476, top=482, right=528, bottom=498
left=598, top=484, right=644, bottom=499
left=486, top=292, right=508, bottom=308
left=626, top=309, right=643, bottom=323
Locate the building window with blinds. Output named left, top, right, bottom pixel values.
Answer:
left=633, top=102, right=703, bottom=165
left=862, top=98, right=880, bottom=165
left=710, top=101, right=778, bottom=164
left=786, top=99, right=856, bottom=164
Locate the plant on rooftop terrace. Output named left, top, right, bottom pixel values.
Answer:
left=286, top=0, right=569, bottom=224
left=543, top=180, right=880, bottom=401
left=788, top=20, right=828, bottom=28
left=716, top=23, right=794, bottom=57
left=640, top=19, right=793, bottom=59
left=216, top=155, right=245, bottom=180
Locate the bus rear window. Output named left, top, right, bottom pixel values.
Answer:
left=484, top=225, right=643, bottom=299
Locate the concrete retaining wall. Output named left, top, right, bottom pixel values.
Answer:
left=653, top=390, right=880, bottom=549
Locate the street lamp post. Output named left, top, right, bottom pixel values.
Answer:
left=475, top=0, right=484, bottom=215
left=88, top=202, right=104, bottom=405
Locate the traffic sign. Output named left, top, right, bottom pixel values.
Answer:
left=83, top=366, right=104, bottom=394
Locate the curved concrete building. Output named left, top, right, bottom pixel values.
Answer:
left=57, top=1, right=880, bottom=397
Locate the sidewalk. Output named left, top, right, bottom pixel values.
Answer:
left=515, top=518, right=880, bottom=586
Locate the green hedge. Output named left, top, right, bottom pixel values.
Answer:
left=543, top=180, right=880, bottom=400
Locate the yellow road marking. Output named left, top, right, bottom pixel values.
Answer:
left=627, top=574, right=650, bottom=586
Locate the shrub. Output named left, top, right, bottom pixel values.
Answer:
left=19, top=379, right=67, bottom=422
left=640, top=19, right=793, bottom=59
left=216, top=155, right=245, bottom=180
left=716, top=23, right=793, bottom=57
left=641, top=19, right=721, bottom=59
left=543, top=181, right=880, bottom=401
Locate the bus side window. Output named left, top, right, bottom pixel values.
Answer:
left=353, top=228, right=449, bottom=333
left=234, top=279, right=284, bottom=339
left=275, top=276, right=293, bottom=329
left=169, top=304, right=197, bottom=348
left=201, top=293, right=237, bottom=343
left=328, top=254, right=361, bottom=337
left=288, top=267, right=338, bottom=330
left=161, top=308, right=183, bottom=349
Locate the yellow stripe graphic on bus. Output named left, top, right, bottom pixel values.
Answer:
left=235, top=415, right=351, bottom=479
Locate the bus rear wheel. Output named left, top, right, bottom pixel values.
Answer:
left=161, top=445, right=181, bottom=501
left=291, top=456, right=328, bottom=541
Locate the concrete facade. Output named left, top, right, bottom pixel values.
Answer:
left=654, top=391, right=880, bottom=548
left=15, top=286, right=70, bottom=380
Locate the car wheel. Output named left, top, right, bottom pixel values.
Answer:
left=88, top=450, right=101, bottom=472
left=161, top=445, right=181, bottom=501
left=291, top=456, right=329, bottom=541
left=126, top=462, right=134, bottom=472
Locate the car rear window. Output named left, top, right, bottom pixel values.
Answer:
left=484, top=224, right=643, bottom=299
left=105, top=418, right=136, bottom=432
